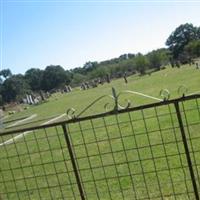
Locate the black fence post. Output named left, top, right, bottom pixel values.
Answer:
left=174, top=102, right=199, bottom=200
left=62, top=124, right=85, bottom=200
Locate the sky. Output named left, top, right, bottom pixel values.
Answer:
left=0, top=0, right=200, bottom=74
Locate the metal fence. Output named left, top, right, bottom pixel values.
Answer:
left=0, top=93, right=200, bottom=199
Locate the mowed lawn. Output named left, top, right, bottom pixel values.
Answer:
left=0, top=65, right=200, bottom=199
left=2, top=64, right=200, bottom=128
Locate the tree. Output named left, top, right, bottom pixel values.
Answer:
left=71, top=67, right=86, bottom=75
left=135, top=54, right=149, bottom=75
left=41, top=65, right=67, bottom=91
left=25, top=68, right=44, bottom=91
left=0, top=69, right=12, bottom=79
left=65, top=70, right=73, bottom=85
left=184, top=40, right=200, bottom=58
left=71, top=73, right=87, bottom=86
left=0, top=94, right=3, bottom=106
left=166, top=23, right=200, bottom=60
left=147, top=48, right=169, bottom=70
left=83, top=61, right=98, bottom=73
left=1, top=74, right=30, bottom=103
left=89, top=66, right=109, bottom=79
left=198, top=27, right=200, bottom=38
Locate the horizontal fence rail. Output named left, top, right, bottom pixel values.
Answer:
left=0, top=94, right=200, bottom=199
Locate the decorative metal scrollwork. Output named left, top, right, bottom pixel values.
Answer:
left=111, top=88, right=132, bottom=111
left=66, top=86, right=193, bottom=119
left=66, top=108, right=76, bottom=119
left=178, top=85, right=188, bottom=97
left=160, top=89, right=170, bottom=101
left=66, top=94, right=114, bottom=119
left=66, top=87, right=163, bottom=119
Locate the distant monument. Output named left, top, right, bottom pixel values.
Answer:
left=106, top=74, right=111, bottom=83
left=123, top=72, right=128, bottom=84
left=196, top=62, right=199, bottom=69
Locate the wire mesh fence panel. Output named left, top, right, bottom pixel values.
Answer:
left=180, top=97, right=200, bottom=195
left=0, top=94, right=200, bottom=200
left=0, top=126, right=79, bottom=200
left=65, top=102, right=197, bottom=200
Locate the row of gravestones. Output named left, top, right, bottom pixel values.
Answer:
left=195, top=62, right=200, bottom=69
left=80, top=73, right=128, bottom=90
left=80, top=78, right=109, bottom=90
left=22, top=85, right=73, bottom=105
left=0, top=86, right=72, bottom=124
left=61, top=85, right=72, bottom=93
left=22, top=91, right=50, bottom=105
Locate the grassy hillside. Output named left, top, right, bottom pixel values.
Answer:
left=2, top=64, right=200, bottom=129
left=0, top=64, right=200, bottom=199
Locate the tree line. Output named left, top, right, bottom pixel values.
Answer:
left=1, top=23, right=200, bottom=105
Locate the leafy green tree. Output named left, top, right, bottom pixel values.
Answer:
left=65, top=70, right=73, bottom=85
left=184, top=40, right=200, bottom=58
left=0, top=69, right=12, bottom=79
left=71, top=73, right=87, bottom=86
left=166, top=23, right=199, bottom=60
left=135, top=54, right=149, bottom=75
left=25, top=68, right=44, bottom=91
left=198, top=27, right=200, bottom=38
left=1, top=74, right=30, bottom=103
left=147, top=49, right=169, bottom=70
left=0, top=94, right=3, bottom=106
left=42, top=65, right=68, bottom=91
left=71, top=67, right=86, bottom=75
left=89, top=66, right=109, bottom=79
left=83, top=61, right=98, bottom=73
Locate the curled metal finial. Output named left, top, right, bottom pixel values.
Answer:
left=76, top=95, right=114, bottom=117
left=112, top=88, right=132, bottom=111
left=66, top=94, right=114, bottom=119
left=66, top=108, right=76, bottom=119
left=178, top=85, right=188, bottom=97
left=104, top=102, right=114, bottom=112
left=104, top=94, right=131, bottom=112
left=118, top=99, right=131, bottom=109
left=160, top=89, right=170, bottom=101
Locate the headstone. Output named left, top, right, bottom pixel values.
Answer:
left=68, top=85, right=72, bottom=92
left=29, top=95, right=34, bottom=104
left=26, top=94, right=30, bottom=104
left=64, top=86, right=68, bottom=93
left=85, top=82, right=90, bottom=89
left=123, top=72, right=128, bottom=84
left=106, top=74, right=110, bottom=83
left=81, top=83, right=86, bottom=90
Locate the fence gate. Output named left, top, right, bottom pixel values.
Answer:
left=0, top=94, right=200, bottom=199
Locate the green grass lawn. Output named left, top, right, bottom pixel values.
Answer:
left=2, top=64, right=200, bottom=129
left=0, top=65, right=200, bottom=199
